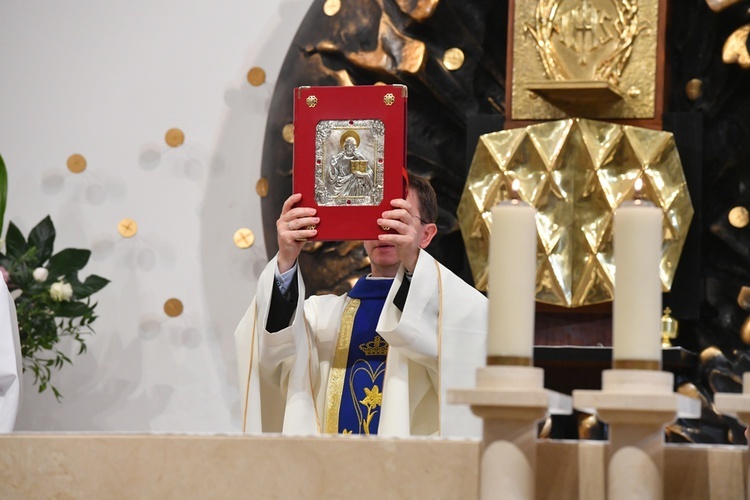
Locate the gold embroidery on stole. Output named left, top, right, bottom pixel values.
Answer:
left=241, top=303, right=258, bottom=433
left=324, top=298, right=360, bottom=433
left=435, top=261, right=443, bottom=436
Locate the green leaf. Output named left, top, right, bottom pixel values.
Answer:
left=0, top=154, right=7, bottom=235
left=28, top=216, right=56, bottom=265
left=71, top=274, right=109, bottom=299
left=5, top=222, right=27, bottom=258
left=49, top=301, right=91, bottom=318
left=46, top=248, right=91, bottom=279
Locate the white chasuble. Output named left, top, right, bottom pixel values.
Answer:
left=235, top=249, right=487, bottom=438
left=0, top=281, right=22, bottom=433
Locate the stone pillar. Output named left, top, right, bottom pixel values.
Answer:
left=448, top=365, right=571, bottom=500
left=574, top=369, right=700, bottom=500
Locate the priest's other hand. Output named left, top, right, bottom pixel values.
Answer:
left=277, top=193, right=319, bottom=273
left=377, top=197, right=423, bottom=273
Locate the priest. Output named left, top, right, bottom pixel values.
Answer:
left=235, top=173, right=487, bottom=437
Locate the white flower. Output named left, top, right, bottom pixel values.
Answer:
left=33, top=267, right=49, bottom=282
left=49, top=280, right=73, bottom=302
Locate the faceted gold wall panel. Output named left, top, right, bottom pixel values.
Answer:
left=458, top=118, right=694, bottom=308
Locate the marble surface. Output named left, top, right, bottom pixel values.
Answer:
left=0, top=434, right=480, bottom=499
left=0, top=433, right=746, bottom=499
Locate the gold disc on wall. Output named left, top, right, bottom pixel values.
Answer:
left=165, top=128, right=185, bottom=147
left=233, top=228, right=255, bottom=249
left=443, top=48, right=465, bottom=71
left=117, top=218, right=138, bottom=238
left=256, top=177, right=269, bottom=197
left=67, top=154, right=87, bottom=173
left=685, top=79, right=703, bottom=101
left=247, top=66, right=266, bottom=86
left=323, top=0, right=341, bottom=16
left=164, top=298, right=184, bottom=317
left=728, top=206, right=749, bottom=228
left=281, top=123, right=294, bottom=144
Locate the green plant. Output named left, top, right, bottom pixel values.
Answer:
left=0, top=154, right=109, bottom=399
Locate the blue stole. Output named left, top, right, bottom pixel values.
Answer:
left=336, top=276, right=391, bottom=435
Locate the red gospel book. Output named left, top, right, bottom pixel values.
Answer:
left=292, top=84, right=408, bottom=241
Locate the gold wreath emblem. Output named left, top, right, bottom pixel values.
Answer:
left=383, top=93, right=395, bottom=106
left=306, top=95, right=318, bottom=108
left=524, top=0, right=643, bottom=88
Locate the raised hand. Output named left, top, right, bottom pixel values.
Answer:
left=376, top=197, right=423, bottom=273
left=276, top=193, right=319, bottom=273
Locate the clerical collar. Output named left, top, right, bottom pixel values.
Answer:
left=364, top=274, right=393, bottom=280
left=350, top=274, right=392, bottom=299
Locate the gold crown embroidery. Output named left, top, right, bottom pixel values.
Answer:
left=359, top=335, right=389, bottom=356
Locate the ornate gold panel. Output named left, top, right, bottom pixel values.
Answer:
left=458, top=118, right=694, bottom=308
left=511, top=0, right=660, bottom=120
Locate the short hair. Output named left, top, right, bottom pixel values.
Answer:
left=408, top=172, right=438, bottom=224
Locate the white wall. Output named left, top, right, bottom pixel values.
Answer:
left=0, top=0, right=314, bottom=432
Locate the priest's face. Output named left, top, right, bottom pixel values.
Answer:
left=364, top=189, right=433, bottom=277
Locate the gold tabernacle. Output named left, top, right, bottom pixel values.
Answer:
left=511, top=0, right=660, bottom=119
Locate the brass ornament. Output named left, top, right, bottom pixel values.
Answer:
left=661, top=307, right=679, bottom=348
left=246, top=66, right=266, bottom=86
left=741, top=315, right=750, bottom=345
left=458, top=118, right=694, bottom=307
left=117, top=218, right=138, bottom=238
left=306, top=95, right=318, bottom=108
left=165, top=128, right=185, bottom=147
left=164, top=298, right=184, bottom=318
left=383, top=93, right=395, bottom=106
left=256, top=177, right=269, bottom=197
left=66, top=154, right=87, bottom=173
left=578, top=413, right=599, bottom=439
left=722, top=25, right=750, bottom=69
left=728, top=206, right=749, bottom=228
left=282, top=123, right=295, bottom=144
left=512, top=0, right=659, bottom=119
left=685, top=78, right=703, bottom=101
left=699, top=346, right=723, bottom=364
left=233, top=228, right=255, bottom=249
left=737, top=286, right=750, bottom=310
left=323, top=0, right=341, bottom=16
left=442, top=47, right=465, bottom=70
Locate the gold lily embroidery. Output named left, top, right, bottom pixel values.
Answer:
left=359, top=385, right=382, bottom=435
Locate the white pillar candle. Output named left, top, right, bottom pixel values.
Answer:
left=613, top=199, right=663, bottom=365
left=488, top=199, right=538, bottom=359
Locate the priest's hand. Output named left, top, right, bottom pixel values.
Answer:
left=377, top=197, right=423, bottom=273
left=277, top=193, right=319, bottom=273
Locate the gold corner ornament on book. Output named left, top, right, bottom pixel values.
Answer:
left=458, top=118, right=694, bottom=308
left=511, top=0, right=660, bottom=119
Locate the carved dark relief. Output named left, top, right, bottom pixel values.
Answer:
left=665, top=0, right=750, bottom=445
left=260, top=0, right=750, bottom=443
left=260, top=0, right=507, bottom=293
